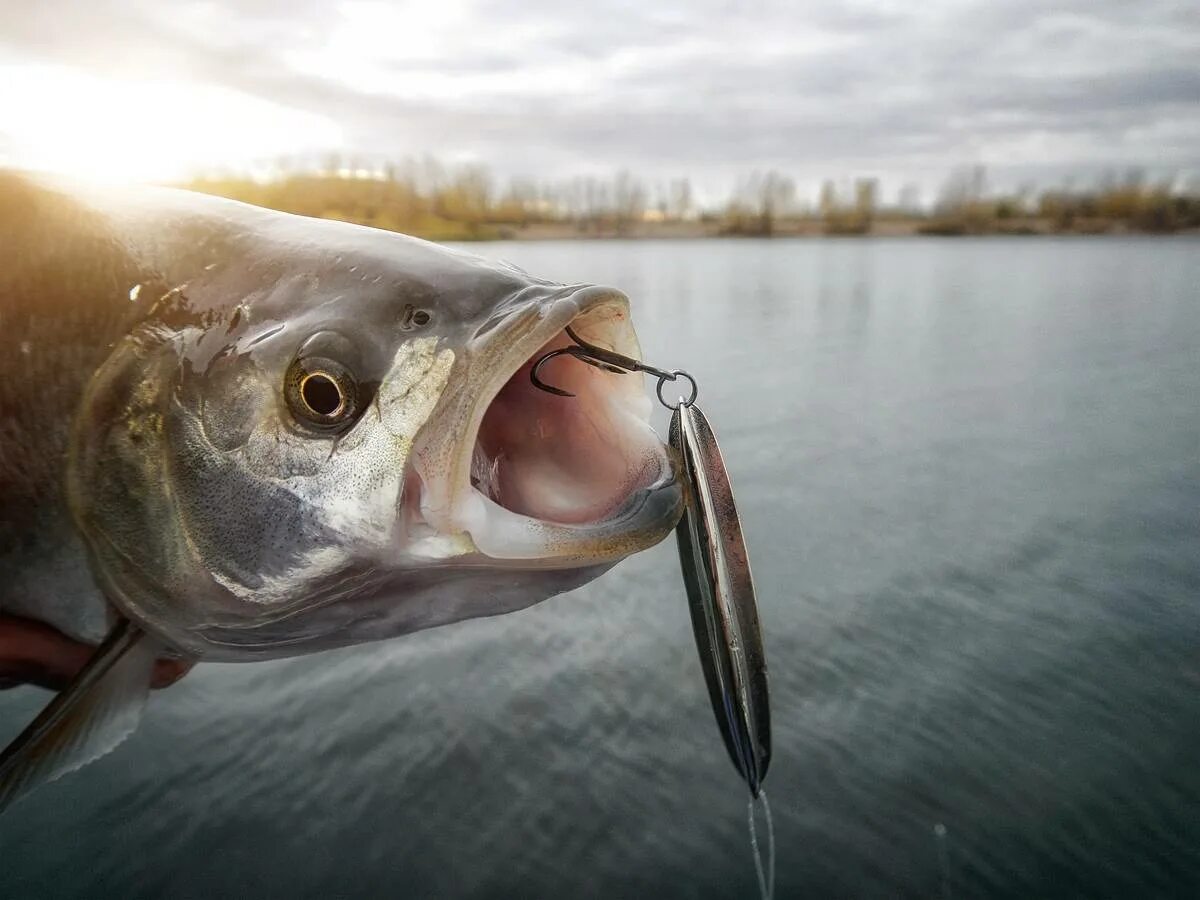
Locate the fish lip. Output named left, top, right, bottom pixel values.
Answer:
left=408, top=284, right=683, bottom=565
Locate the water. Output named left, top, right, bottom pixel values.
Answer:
left=2, top=237, right=1198, bottom=897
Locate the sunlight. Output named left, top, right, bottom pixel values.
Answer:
left=0, top=62, right=345, bottom=184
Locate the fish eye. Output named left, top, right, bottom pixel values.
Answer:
left=301, top=373, right=343, bottom=417
left=285, top=356, right=359, bottom=430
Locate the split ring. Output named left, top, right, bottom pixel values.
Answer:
left=657, top=370, right=698, bottom=409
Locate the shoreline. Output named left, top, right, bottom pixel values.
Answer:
left=182, top=176, right=1200, bottom=243
left=454, top=219, right=1200, bottom=241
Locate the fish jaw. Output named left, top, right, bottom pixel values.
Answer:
left=405, top=283, right=683, bottom=569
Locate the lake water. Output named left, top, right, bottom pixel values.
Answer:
left=2, top=237, right=1198, bottom=898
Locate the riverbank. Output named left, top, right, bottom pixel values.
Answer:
left=182, top=173, right=1200, bottom=242
left=469, top=217, right=1199, bottom=241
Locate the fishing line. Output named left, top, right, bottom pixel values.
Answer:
left=747, top=789, right=776, bottom=900
left=935, top=822, right=952, bottom=900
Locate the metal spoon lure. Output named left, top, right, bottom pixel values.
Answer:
left=669, top=397, right=771, bottom=796
left=532, top=329, right=772, bottom=796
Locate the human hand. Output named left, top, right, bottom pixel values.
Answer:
left=0, top=614, right=192, bottom=691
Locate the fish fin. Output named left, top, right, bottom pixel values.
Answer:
left=0, top=617, right=158, bottom=812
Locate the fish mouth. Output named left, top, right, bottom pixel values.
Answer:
left=410, top=285, right=682, bottom=566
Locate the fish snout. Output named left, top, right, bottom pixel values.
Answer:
left=411, top=283, right=683, bottom=565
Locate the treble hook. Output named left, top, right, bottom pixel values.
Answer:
left=531, top=326, right=698, bottom=409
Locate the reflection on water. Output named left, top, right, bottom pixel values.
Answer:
left=2, top=237, right=1198, bottom=898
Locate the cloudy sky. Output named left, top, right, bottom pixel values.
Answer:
left=0, top=0, right=1196, bottom=204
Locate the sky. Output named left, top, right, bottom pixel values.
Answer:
left=0, top=0, right=1197, bottom=205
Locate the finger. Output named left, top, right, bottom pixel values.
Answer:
left=150, top=659, right=195, bottom=689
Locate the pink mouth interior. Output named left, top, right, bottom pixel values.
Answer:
left=474, top=328, right=663, bottom=525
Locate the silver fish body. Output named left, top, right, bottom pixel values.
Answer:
left=0, top=170, right=681, bottom=661
left=0, top=169, right=684, bottom=809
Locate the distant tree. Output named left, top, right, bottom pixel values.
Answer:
left=613, top=170, right=647, bottom=234
left=819, top=180, right=837, bottom=219
left=322, top=152, right=343, bottom=176
left=560, top=176, right=586, bottom=225
left=936, top=166, right=983, bottom=215
left=181, top=155, right=1200, bottom=241
left=583, top=176, right=608, bottom=230
left=854, top=178, right=878, bottom=228
left=650, top=180, right=669, bottom=218
left=668, top=177, right=693, bottom=220
left=932, top=165, right=992, bottom=233
left=502, top=176, right=539, bottom=225
left=418, top=156, right=446, bottom=208
left=1014, top=182, right=1037, bottom=215
left=756, top=170, right=795, bottom=235
left=442, top=165, right=493, bottom=233
left=897, top=182, right=921, bottom=215
left=721, top=171, right=795, bottom=235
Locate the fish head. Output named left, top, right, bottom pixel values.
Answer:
left=69, top=202, right=681, bottom=659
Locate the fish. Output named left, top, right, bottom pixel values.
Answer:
left=0, top=170, right=682, bottom=809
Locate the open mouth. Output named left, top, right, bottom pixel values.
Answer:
left=473, top=307, right=664, bottom=524
left=411, top=287, right=681, bottom=564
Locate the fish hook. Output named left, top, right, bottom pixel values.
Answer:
left=530, top=326, right=698, bottom=409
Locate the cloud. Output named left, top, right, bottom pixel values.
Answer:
left=0, top=0, right=1196, bottom=198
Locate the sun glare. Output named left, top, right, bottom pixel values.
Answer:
left=0, top=62, right=345, bottom=184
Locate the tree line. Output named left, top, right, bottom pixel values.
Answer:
left=182, top=157, right=1200, bottom=240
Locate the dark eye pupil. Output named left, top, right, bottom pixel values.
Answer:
left=301, top=373, right=342, bottom=416
left=412, top=310, right=431, bottom=326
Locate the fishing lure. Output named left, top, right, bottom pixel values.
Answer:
left=532, top=328, right=772, bottom=795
